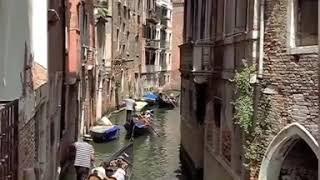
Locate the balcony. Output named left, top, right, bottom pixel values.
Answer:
left=146, top=9, right=160, bottom=23
left=161, top=19, right=169, bottom=27
left=145, top=39, right=160, bottom=49
left=160, top=40, right=170, bottom=49
left=180, top=41, right=214, bottom=83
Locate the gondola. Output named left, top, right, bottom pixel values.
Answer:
left=124, top=119, right=150, bottom=139
left=88, top=143, right=133, bottom=180
left=158, top=98, right=176, bottom=109
left=90, top=125, right=121, bottom=143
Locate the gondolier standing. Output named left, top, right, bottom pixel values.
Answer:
left=123, top=95, right=136, bottom=122
left=73, top=140, right=95, bottom=180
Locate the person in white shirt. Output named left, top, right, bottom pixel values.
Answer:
left=73, top=140, right=95, bottom=180
left=123, top=96, right=136, bottom=122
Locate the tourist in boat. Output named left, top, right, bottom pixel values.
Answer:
left=73, top=140, right=95, bottom=180
left=123, top=95, right=136, bottom=123
left=89, top=159, right=128, bottom=180
left=138, top=114, right=151, bottom=126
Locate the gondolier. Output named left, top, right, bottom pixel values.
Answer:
left=123, top=96, right=136, bottom=122
left=73, top=140, right=95, bottom=180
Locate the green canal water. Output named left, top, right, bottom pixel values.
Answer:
left=92, top=107, right=186, bottom=180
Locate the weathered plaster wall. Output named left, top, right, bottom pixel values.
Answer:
left=204, top=150, right=234, bottom=180
left=0, top=0, right=30, bottom=101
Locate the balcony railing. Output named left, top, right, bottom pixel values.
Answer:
left=146, top=9, right=160, bottom=23
left=160, top=41, right=170, bottom=49
left=145, top=39, right=160, bottom=49
left=161, top=19, right=169, bottom=27
left=180, top=42, right=213, bottom=77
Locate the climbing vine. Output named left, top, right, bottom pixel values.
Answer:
left=233, top=63, right=276, bottom=178
left=233, top=63, right=255, bottom=134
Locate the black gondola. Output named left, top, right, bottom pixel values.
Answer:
left=88, top=143, right=133, bottom=180
left=124, top=119, right=150, bottom=139
left=158, top=98, right=176, bottom=109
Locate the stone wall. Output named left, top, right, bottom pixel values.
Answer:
left=253, top=0, right=319, bottom=178
left=19, top=117, right=36, bottom=179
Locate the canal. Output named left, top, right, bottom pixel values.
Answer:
left=92, top=107, right=185, bottom=180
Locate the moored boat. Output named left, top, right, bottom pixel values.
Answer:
left=88, top=143, right=133, bottom=180
left=90, top=125, right=120, bottom=143
left=124, top=120, right=150, bottom=139
left=142, top=92, right=160, bottom=104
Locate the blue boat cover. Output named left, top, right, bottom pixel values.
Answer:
left=143, top=92, right=159, bottom=101
left=133, top=120, right=146, bottom=129
left=105, top=126, right=120, bottom=133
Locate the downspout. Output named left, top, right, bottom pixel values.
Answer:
left=258, top=0, right=265, bottom=78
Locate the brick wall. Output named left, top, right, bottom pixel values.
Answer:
left=254, top=0, right=319, bottom=178
left=170, top=1, right=184, bottom=90
left=258, top=0, right=319, bottom=143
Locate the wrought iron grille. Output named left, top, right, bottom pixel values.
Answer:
left=0, top=100, right=19, bottom=180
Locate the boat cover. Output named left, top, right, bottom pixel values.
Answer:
left=135, top=101, right=148, bottom=111
left=90, top=125, right=118, bottom=133
left=143, top=92, right=159, bottom=102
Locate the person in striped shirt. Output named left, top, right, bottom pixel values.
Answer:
left=73, top=141, right=95, bottom=180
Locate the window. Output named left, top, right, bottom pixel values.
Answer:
left=128, top=9, right=131, bottom=19
left=214, top=100, right=222, bottom=127
left=145, top=51, right=156, bottom=65
left=137, top=15, right=141, bottom=24
left=168, top=54, right=171, bottom=64
left=162, top=8, right=168, bottom=17
left=200, top=0, right=207, bottom=39
left=295, top=0, right=318, bottom=46
left=196, top=83, right=207, bottom=124
left=123, top=6, right=127, bottom=18
left=216, top=0, right=225, bottom=39
left=127, top=31, right=130, bottom=40
left=122, top=23, right=125, bottom=32
left=122, top=45, right=126, bottom=54
left=118, top=3, right=121, bottom=16
left=117, top=29, right=120, bottom=51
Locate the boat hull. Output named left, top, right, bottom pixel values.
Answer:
left=90, top=126, right=120, bottom=143
left=124, top=122, right=149, bottom=139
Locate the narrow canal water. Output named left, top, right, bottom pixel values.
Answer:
left=92, top=107, right=186, bottom=180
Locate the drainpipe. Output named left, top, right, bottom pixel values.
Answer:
left=258, top=0, right=265, bottom=78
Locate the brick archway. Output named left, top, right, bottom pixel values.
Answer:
left=258, top=123, right=319, bottom=180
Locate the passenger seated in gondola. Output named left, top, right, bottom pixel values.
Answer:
left=89, top=159, right=128, bottom=180
left=138, top=112, right=153, bottom=126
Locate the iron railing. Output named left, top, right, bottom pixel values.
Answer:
left=0, top=100, right=19, bottom=180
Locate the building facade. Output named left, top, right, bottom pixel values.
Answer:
left=169, top=0, right=184, bottom=90
left=141, top=0, right=173, bottom=92
left=111, top=0, right=143, bottom=103
left=95, top=0, right=113, bottom=120
left=181, top=0, right=319, bottom=180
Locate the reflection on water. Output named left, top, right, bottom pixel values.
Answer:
left=92, top=107, right=186, bottom=180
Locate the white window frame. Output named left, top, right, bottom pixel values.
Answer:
left=287, top=0, right=318, bottom=54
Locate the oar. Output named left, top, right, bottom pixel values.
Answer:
left=149, top=126, right=161, bottom=137
left=164, top=94, right=177, bottom=107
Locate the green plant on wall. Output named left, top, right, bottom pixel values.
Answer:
left=232, top=62, right=275, bottom=178
left=233, top=63, right=256, bottom=134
